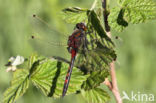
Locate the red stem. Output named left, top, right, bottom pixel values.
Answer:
left=101, top=0, right=122, bottom=103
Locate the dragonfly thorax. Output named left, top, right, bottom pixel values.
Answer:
left=67, top=23, right=87, bottom=53
left=67, top=28, right=86, bottom=53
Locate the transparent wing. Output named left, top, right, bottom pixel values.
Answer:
left=113, top=36, right=123, bottom=47
left=29, top=15, right=70, bottom=59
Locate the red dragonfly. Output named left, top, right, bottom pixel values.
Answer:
left=62, top=22, right=87, bottom=97
left=30, top=15, right=87, bottom=97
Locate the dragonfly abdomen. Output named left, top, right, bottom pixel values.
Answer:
left=62, top=50, right=76, bottom=97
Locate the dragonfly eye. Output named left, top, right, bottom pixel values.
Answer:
left=76, top=22, right=87, bottom=31
left=76, top=23, right=80, bottom=29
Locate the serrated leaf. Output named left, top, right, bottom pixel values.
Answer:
left=75, top=45, right=116, bottom=72
left=72, top=10, right=116, bottom=75
left=30, top=58, right=89, bottom=98
left=81, top=88, right=110, bottom=103
left=28, top=53, right=38, bottom=69
left=76, top=44, right=115, bottom=90
left=28, top=54, right=47, bottom=76
left=63, top=7, right=88, bottom=12
left=118, top=0, right=126, bottom=5
left=110, top=0, right=156, bottom=32
left=123, top=0, right=156, bottom=24
left=87, top=10, right=115, bottom=50
left=82, top=70, right=109, bottom=90
left=108, top=7, right=128, bottom=32
left=61, top=7, right=88, bottom=24
left=75, top=40, right=116, bottom=89
left=91, top=0, right=103, bottom=18
left=3, top=69, right=29, bottom=103
left=88, top=10, right=111, bottom=40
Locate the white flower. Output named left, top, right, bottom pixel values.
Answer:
left=6, top=55, right=25, bottom=72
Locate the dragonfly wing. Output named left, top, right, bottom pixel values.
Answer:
left=114, top=36, right=123, bottom=47
left=29, top=15, right=69, bottom=58
left=29, top=34, right=69, bottom=58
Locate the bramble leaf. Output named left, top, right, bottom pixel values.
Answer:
left=75, top=46, right=116, bottom=72
left=123, top=0, right=156, bottom=24
left=88, top=10, right=111, bottom=40
left=81, top=88, right=110, bottom=103
left=28, top=53, right=39, bottom=69
left=3, top=69, right=29, bottom=103
left=82, top=70, right=109, bottom=90
left=109, top=0, right=156, bottom=32
left=62, top=7, right=88, bottom=24
left=108, top=7, right=128, bottom=32
left=30, top=57, right=89, bottom=98
left=76, top=46, right=115, bottom=90
left=75, top=9, right=116, bottom=89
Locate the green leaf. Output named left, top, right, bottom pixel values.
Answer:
left=61, top=7, right=88, bottom=24
left=72, top=10, right=116, bottom=75
left=118, top=0, right=125, bottom=5
left=75, top=45, right=116, bottom=72
left=28, top=53, right=38, bottom=69
left=123, top=0, right=156, bottom=24
left=109, top=0, right=156, bottom=32
left=76, top=45, right=116, bottom=90
left=93, top=0, right=104, bottom=19
left=87, top=10, right=115, bottom=49
left=3, top=69, right=29, bottom=103
left=108, top=7, right=128, bottom=32
left=88, top=10, right=111, bottom=40
left=30, top=57, right=89, bottom=98
left=82, top=70, right=109, bottom=90
left=81, top=88, right=110, bottom=103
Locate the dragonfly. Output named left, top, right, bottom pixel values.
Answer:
left=30, top=15, right=88, bottom=97
left=62, top=22, right=87, bottom=97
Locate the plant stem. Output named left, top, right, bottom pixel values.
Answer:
left=102, top=0, right=122, bottom=103
left=102, top=0, right=110, bottom=32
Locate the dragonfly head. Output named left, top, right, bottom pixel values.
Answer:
left=76, top=22, right=87, bottom=31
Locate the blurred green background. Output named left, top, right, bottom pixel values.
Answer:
left=0, top=0, right=156, bottom=103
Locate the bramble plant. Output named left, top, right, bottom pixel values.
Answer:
left=3, top=0, right=156, bottom=103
